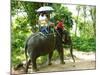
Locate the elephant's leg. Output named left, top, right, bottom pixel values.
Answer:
left=31, top=57, right=39, bottom=72
left=48, top=51, right=53, bottom=65
left=58, top=47, right=65, bottom=64
left=25, top=59, right=31, bottom=73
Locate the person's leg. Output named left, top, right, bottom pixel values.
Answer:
left=44, top=26, right=49, bottom=34
left=57, top=28, right=63, bottom=37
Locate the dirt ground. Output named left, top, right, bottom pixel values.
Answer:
left=11, top=50, right=96, bottom=75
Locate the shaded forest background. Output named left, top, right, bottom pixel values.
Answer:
left=11, top=0, right=96, bottom=67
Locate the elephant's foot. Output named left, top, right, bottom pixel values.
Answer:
left=34, top=68, right=39, bottom=72
left=25, top=69, right=28, bottom=73
left=73, top=65, right=75, bottom=67
left=60, top=61, right=65, bottom=64
left=48, top=62, right=52, bottom=65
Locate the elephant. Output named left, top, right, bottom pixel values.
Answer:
left=24, top=30, right=75, bottom=73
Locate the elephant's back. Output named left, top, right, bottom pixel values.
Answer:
left=27, top=32, right=55, bottom=49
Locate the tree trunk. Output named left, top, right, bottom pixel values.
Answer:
left=90, top=7, right=96, bottom=37
left=21, top=1, right=43, bottom=32
left=75, top=6, right=80, bottom=36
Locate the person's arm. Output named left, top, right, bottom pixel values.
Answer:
left=45, top=18, right=48, bottom=23
left=44, top=15, right=48, bottom=23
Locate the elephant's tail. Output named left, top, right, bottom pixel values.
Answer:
left=25, top=42, right=28, bottom=73
left=25, top=43, right=28, bottom=63
left=70, top=43, right=75, bottom=62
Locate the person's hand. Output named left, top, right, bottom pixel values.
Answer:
left=55, top=26, right=57, bottom=29
left=64, top=28, right=66, bottom=30
left=51, top=22, right=54, bottom=26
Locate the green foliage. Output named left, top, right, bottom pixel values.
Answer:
left=52, top=51, right=59, bottom=60
left=72, top=36, right=96, bottom=52
left=75, top=5, right=96, bottom=37
left=11, top=1, right=96, bottom=67
left=52, top=4, right=73, bottom=29
left=11, top=16, right=32, bottom=66
left=37, top=56, right=47, bottom=65
left=11, top=0, right=19, bottom=15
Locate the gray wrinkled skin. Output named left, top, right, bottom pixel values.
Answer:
left=25, top=31, right=75, bottom=73
left=25, top=32, right=56, bottom=72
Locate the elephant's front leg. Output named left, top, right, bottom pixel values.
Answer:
left=48, top=51, right=53, bottom=65
left=58, top=47, right=65, bottom=64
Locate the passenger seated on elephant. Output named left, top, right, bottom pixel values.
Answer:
left=38, top=12, right=49, bottom=34
left=47, top=17, right=55, bottom=34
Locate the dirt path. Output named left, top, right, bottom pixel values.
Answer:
left=12, top=50, right=96, bottom=74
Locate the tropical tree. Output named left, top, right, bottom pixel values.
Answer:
left=89, top=6, right=96, bottom=37
left=52, top=4, right=73, bottom=31
left=11, top=1, right=96, bottom=67
left=75, top=5, right=81, bottom=36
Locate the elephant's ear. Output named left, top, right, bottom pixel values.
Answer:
left=63, top=30, right=70, bottom=36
